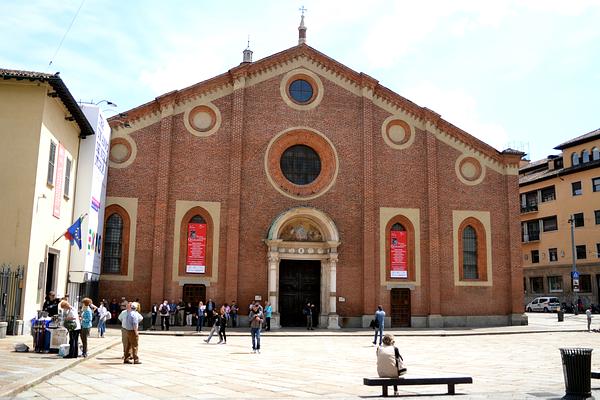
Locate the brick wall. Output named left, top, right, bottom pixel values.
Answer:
left=100, top=63, right=520, bottom=322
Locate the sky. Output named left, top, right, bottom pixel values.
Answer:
left=1, top=0, right=599, bottom=161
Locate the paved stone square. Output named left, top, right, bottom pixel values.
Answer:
left=8, top=327, right=599, bottom=398
left=2, top=314, right=599, bottom=399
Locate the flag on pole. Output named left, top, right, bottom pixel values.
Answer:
left=64, top=217, right=83, bottom=249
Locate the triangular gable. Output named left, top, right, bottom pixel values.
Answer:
left=110, top=44, right=520, bottom=171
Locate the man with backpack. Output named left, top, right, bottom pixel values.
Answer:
left=159, top=300, right=170, bottom=331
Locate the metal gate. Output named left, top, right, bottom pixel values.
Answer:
left=0, top=265, right=25, bottom=327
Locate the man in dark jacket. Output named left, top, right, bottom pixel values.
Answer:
left=206, top=298, right=216, bottom=326
left=42, top=291, right=59, bottom=316
left=303, top=302, right=315, bottom=330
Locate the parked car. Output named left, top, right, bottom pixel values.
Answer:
left=526, top=297, right=561, bottom=312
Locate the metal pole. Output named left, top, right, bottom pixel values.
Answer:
left=569, top=215, right=578, bottom=315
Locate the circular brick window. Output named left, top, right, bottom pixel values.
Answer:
left=280, top=145, right=321, bottom=185
left=189, top=105, right=216, bottom=132
left=288, top=79, right=314, bottom=104
left=265, top=129, right=338, bottom=200
left=382, top=116, right=414, bottom=150
left=280, top=69, right=324, bottom=111
left=109, top=138, right=132, bottom=164
left=183, top=102, right=221, bottom=137
left=455, top=155, right=486, bottom=185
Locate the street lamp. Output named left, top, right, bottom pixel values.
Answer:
left=111, top=119, right=131, bottom=128
left=95, top=100, right=117, bottom=107
left=567, top=215, right=579, bottom=314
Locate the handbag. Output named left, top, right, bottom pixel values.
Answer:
left=369, top=319, right=378, bottom=329
left=63, top=319, right=77, bottom=331
left=395, top=347, right=407, bottom=375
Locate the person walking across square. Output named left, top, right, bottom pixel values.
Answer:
left=204, top=310, right=220, bottom=343
left=218, top=308, right=227, bottom=344
left=373, top=305, right=385, bottom=346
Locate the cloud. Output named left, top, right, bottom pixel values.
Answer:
left=403, top=82, right=509, bottom=151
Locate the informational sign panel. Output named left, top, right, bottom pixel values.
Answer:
left=186, top=223, right=207, bottom=273
left=69, top=105, right=111, bottom=283
left=53, top=144, right=66, bottom=218
left=390, top=230, right=407, bottom=278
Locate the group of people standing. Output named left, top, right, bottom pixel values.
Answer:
left=42, top=294, right=103, bottom=359
left=153, top=299, right=243, bottom=332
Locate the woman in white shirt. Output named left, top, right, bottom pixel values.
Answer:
left=196, top=301, right=206, bottom=332
left=97, top=301, right=109, bottom=338
left=60, top=300, right=81, bottom=358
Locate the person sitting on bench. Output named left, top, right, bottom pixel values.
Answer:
left=376, top=334, right=407, bottom=396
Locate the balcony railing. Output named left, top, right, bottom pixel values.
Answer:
left=522, top=232, right=540, bottom=243
left=520, top=203, right=538, bottom=213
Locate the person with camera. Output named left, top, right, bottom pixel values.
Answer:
left=249, top=303, right=264, bottom=353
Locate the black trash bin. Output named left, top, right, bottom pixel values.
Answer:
left=558, top=310, right=564, bottom=322
left=559, top=348, right=592, bottom=398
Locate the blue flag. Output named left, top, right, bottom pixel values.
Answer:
left=65, top=217, right=82, bottom=249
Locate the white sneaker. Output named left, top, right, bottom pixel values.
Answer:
left=252, top=349, right=256, bottom=353
left=257, top=349, right=260, bottom=354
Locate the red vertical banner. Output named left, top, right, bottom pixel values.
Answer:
left=53, top=144, right=65, bottom=218
left=390, top=230, right=407, bottom=278
left=186, top=223, right=207, bottom=273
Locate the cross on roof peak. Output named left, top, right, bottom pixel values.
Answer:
left=299, top=6, right=307, bottom=16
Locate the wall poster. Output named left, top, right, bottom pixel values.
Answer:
left=390, top=230, right=407, bottom=278
left=186, top=222, right=207, bottom=273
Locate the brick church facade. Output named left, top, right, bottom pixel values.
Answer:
left=100, top=24, right=525, bottom=328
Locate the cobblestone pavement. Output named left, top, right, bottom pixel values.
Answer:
left=0, top=329, right=120, bottom=398
left=3, top=313, right=599, bottom=399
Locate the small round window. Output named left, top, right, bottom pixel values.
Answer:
left=289, top=79, right=314, bottom=104
left=280, top=145, right=321, bottom=185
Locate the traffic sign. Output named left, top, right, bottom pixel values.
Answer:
left=572, top=271, right=579, bottom=279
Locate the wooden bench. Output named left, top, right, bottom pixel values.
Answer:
left=592, top=371, right=600, bottom=379
left=363, top=376, right=473, bottom=397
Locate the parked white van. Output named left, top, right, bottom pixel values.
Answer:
left=526, top=297, right=561, bottom=312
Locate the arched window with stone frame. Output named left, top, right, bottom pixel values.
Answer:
left=101, top=205, right=131, bottom=275
left=458, top=217, right=487, bottom=281
left=592, top=147, right=599, bottom=161
left=572, top=152, right=580, bottom=167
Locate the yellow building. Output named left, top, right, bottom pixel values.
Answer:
left=0, top=69, right=94, bottom=331
left=520, top=129, right=600, bottom=309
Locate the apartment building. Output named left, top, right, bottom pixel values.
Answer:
left=520, top=129, right=600, bottom=308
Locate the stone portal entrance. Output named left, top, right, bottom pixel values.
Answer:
left=279, top=260, right=320, bottom=327
left=265, top=207, right=340, bottom=329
